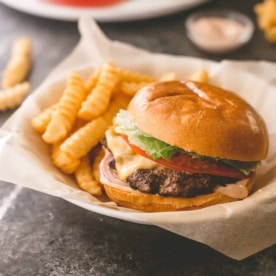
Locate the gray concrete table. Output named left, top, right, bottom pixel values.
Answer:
left=0, top=0, right=275, bottom=275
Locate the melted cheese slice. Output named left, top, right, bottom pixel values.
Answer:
left=106, top=128, right=159, bottom=181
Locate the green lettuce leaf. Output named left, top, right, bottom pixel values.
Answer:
left=115, top=110, right=178, bottom=160
left=136, top=135, right=178, bottom=160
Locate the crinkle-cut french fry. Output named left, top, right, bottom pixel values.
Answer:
left=117, top=67, right=156, bottom=83
left=84, top=68, right=101, bottom=92
left=265, top=25, right=276, bottom=43
left=51, top=142, right=80, bottom=174
left=102, top=94, right=131, bottom=125
left=78, top=62, right=120, bottom=121
left=42, top=72, right=87, bottom=144
left=159, top=72, right=178, bottom=81
left=0, top=82, right=30, bottom=111
left=75, top=155, right=102, bottom=196
left=92, top=148, right=105, bottom=184
left=254, top=0, right=276, bottom=43
left=71, top=118, right=87, bottom=133
left=2, top=37, right=32, bottom=89
left=119, top=81, right=152, bottom=97
left=60, top=116, right=108, bottom=160
left=255, top=0, right=276, bottom=30
left=31, top=103, right=57, bottom=133
left=188, top=69, right=209, bottom=83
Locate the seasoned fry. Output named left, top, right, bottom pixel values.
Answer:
left=254, top=0, right=276, bottom=43
left=42, top=72, right=87, bottom=144
left=255, top=0, right=276, bottom=29
left=51, top=142, right=80, bottom=174
left=159, top=72, right=178, bottom=81
left=2, top=37, right=32, bottom=89
left=75, top=155, right=102, bottom=196
left=119, top=81, right=151, bottom=97
left=102, top=94, right=130, bottom=125
left=60, top=116, right=108, bottom=159
left=188, top=69, right=209, bottom=83
left=78, top=62, right=120, bottom=120
left=84, top=68, right=101, bottom=92
left=92, top=148, right=105, bottom=184
left=0, top=82, right=30, bottom=111
left=265, top=25, right=276, bottom=43
left=71, top=118, right=87, bottom=133
left=31, top=104, right=57, bottom=133
left=117, top=67, right=156, bottom=83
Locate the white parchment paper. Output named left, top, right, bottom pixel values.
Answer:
left=0, top=18, right=275, bottom=260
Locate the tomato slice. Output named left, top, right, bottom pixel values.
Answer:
left=121, top=135, right=247, bottom=179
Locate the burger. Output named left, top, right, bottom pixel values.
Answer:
left=100, top=80, right=269, bottom=212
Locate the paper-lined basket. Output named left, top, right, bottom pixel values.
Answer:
left=0, top=17, right=275, bottom=260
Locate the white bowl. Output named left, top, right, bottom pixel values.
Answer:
left=185, top=9, right=254, bottom=54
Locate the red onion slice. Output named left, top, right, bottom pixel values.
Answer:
left=99, top=151, right=129, bottom=188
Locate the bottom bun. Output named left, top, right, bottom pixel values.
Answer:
left=103, top=177, right=255, bottom=212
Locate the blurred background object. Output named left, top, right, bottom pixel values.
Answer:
left=43, top=0, right=125, bottom=7
left=254, top=0, right=276, bottom=43
left=0, top=0, right=210, bottom=21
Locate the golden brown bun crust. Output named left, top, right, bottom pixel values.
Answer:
left=103, top=176, right=255, bottom=212
left=128, top=81, right=269, bottom=161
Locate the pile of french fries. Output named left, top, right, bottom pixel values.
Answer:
left=31, top=61, right=209, bottom=197
left=0, top=37, right=32, bottom=111
left=254, top=0, right=276, bottom=43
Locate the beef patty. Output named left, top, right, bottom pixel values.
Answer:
left=126, top=168, right=237, bottom=198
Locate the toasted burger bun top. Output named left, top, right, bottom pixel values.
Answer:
left=128, top=80, right=268, bottom=161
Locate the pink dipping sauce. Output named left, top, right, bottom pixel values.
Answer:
left=192, top=18, right=245, bottom=52
left=186, top=10, right=254, bottom=53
